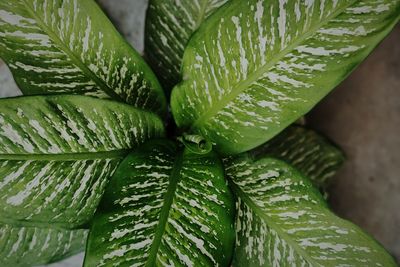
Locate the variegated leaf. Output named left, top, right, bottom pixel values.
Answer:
left=0, top=0, right=166, bottom=115
left=145, top=0, right=228, bottom=92
left=249, top=125, right=345, bottom=188
left=171, top=0, right=400, bottom=155
left=85, top=140, right=235, bottom=266
left=225, top=155, right=397, bottom=266
left=0, top=223, right=87, bottom=267
left=0, top=95, right=164, bottom=228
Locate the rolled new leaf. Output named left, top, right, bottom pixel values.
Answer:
left=145, top=0, right=228, bottom=92
left=248, top=125, right=345, bottom=188
left=171, top=0, right=400, bottom=155
left=225, top=155, right=397, bottom=266
left=0, top=223, right=87, bottom=267
left=177, top=133, right=213, bottom=155
left=85, top=140, right=235, bottom=266
left=0, top=95, right=164, bottom=228
left=0, top=0, right=166, bottom=115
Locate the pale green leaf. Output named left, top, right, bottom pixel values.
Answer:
left=171, top=0, right=400, bottom=155
left=248, top=125, right=345, bottom=188
left=145, top=0, right=228, bottom=91
left=85, top=140, right=235, bottom=266
left=225, top=155, right=397, bottom=266
left=0, top=223, right=87, bottom=267
left=0, top=0, right=166, bottom=115
left=0, top=95, right=165, bottom=228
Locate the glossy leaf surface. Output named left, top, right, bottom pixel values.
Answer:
left=0, top=95, right=164, bottom=228
left=171, top=0, right=400, bottom=155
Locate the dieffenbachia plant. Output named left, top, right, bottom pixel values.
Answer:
left=171, top=0, right=400, bottom=155
left=0, top=0, right=398, bottom=266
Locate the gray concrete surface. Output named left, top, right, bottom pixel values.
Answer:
left=97, top=0, right=148, bottom=53
left=0, top=0, right=398, bottom=265
left=0, top=62, right=21, bottom=98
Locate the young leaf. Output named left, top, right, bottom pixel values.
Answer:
left=248, top=125, right=345, bottom=188
left=145, top=0, right=228, bottom=92
left=0, top=223, right=87, bottom=267
left=171, top=0, right=400, bottom=155
left=0, top=0, right=166, bottom=115
left=225, top=155, right=397, bottom=266
left=0, top=95, right=165, bottom=228
left=85, top=140, right=235, bottom=266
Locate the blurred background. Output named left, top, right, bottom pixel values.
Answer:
left=0, top=0, right=398, bottom=265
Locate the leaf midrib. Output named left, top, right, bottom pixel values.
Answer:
left=190, top=0, right=358, bottom=130
left=229, top=180, right=322, bottom=266
left=145, top=152, right=183, bottom=266
left=0, top=216, right=88, bottom=230
left=0, top=150, right=130, bottom=161
left=21, top=0, right=124, bottom=102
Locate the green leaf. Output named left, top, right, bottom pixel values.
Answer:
left=145, top=0, right=228, bottom=92
left=248, top=125, right=345, bottom=188
left=85, top=140, right=235, bottom=266
left=171, top=0, right=400, bottom=155
left=0, top=0, right=166, bottom=115
left=0, top=95, right=165, bottom=228
left=0, top=223, right=87, bottom=267
left=225, top=155, right=397, bottom=266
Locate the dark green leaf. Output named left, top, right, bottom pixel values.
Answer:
left=85, top=140, right=235, bottom=266
left=145, top=0, right=228, bottom=92
left=248, top=125, right=345, bottom=188
left=225, top=155, right=397, bottom=266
